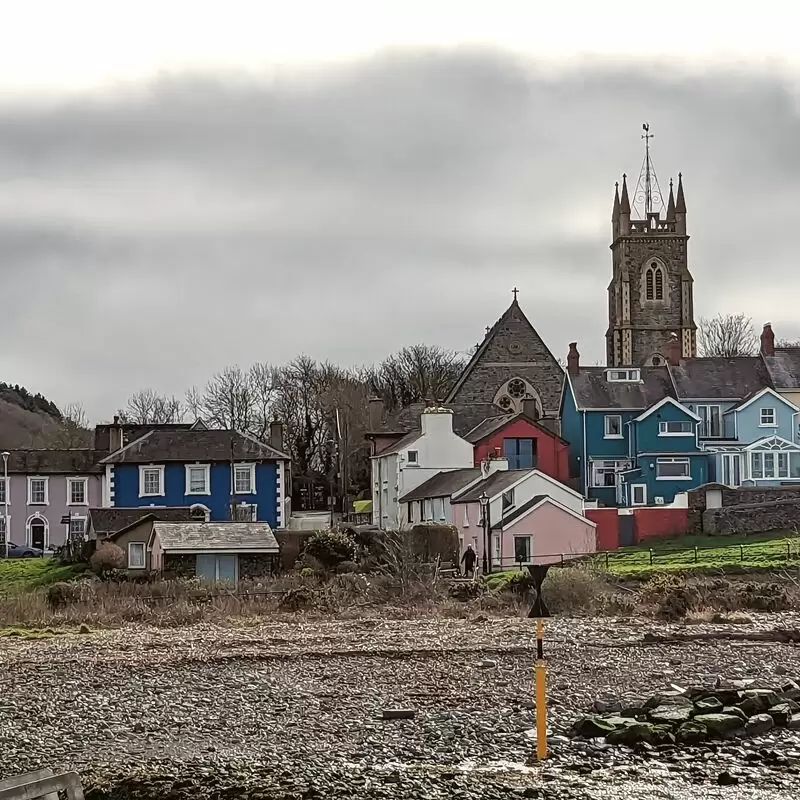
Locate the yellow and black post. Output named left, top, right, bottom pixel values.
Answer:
left=527, top=564, right=550, bottom=761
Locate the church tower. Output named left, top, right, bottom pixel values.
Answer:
left=605, top=126, right=697, bottom=367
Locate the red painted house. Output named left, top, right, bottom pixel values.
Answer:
left=464, top=412, right=570, bottom=486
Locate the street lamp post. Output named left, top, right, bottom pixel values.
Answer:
left=1, top=452, right=9, bottom=559
left=479, top=492, right=489, bottom=575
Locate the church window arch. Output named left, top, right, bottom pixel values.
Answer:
left=492, top=378, right=542, bottom=417
left=643, top=260, right=667, bottom=303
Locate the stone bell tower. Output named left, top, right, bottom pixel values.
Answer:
left=605, top=125, right=697, bottom=367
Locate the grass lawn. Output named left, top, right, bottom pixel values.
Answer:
left=601, top=530, right=800, bottom=577
left=0, top=558, right=87, bottom=594
left=484, top=530, right=800, bottom=586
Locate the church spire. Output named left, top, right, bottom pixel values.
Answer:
left=666, top=179, right=676, bottom=222
left=612, top=182, right=620, bottom=221
left=620, top=174, right=631, bottom=214
left=675, top=172, right=686, bottom=213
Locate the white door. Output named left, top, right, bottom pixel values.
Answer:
left=721, top=454, right=741, bottom=488
left=631, top=484, right=647, bottom=506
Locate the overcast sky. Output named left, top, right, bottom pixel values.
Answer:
left=1, top=2, right=799, bottom=421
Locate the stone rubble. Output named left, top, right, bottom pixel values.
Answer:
left=0, top=614, right=798, bottom=799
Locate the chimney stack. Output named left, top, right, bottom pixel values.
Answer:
left=567, top=343, right=580, bottom=377
left=761, top=323, right=775, bottom=357
left=108, top=416, right=124, bottom=453
left=368, top=397, right=384, bottom=431
left=522, top=398, right=540, bottom=420
left=667, top=333, right=682, bottom=366
left=269, top=415, right=284, bottom=453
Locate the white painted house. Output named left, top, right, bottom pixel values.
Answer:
left=371, top=406, right=474, bottom=530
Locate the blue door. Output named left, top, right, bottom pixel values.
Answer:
left=217, top=555, right=237, bottom=583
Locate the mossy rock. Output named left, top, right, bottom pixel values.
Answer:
left=693, top=713, right=745, bottom=739
left=676, top=721, right=708, bottom=745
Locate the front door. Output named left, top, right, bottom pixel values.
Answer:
left=619, top=512, right=636, bottom=547
left=196, top=554, right=238, bottom=584
left=30, top=520, right=46, bottom=550
left=721, top=454, right=741, bottom=487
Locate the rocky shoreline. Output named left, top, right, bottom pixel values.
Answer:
left=0, top=616, right=799, bottom=799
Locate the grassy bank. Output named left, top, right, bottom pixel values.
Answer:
left=0, top=559, right=87, bottom=594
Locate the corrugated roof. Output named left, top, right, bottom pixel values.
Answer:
left=569, top=366, right=673, bottom=410
left=399, top=468, right=481, bottom=502
left=452, top=469, right=529, bottom=503
left=669, top=357, right=773, bottom=400
left=153, top=522, right=279, bottom=552
left=101, top=429, right=288, bottom=464
left=764, top=348, right=800, bottom=390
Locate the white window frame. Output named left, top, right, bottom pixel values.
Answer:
left=760, top=408, right=776, bottom=427
left=185, top=464, right=211, bottom=495
left=655, top=457, right=692, bottom=480
left=69, top=515, right=87, bottom=537
left=750, top=451, right=789, bottom=480
left=590, top=459, right=630, bottom=488
left=606, top=369, right=640, bottom=382
left=67, top=477, right=89, bottom=506
left=502, top=489, right=515, bottom=511
left=695, top=404, right=722, bottom=438
left=128, top=541, right=146, bottom=570
left=406, top=450, right=419, bottom=465
left=0, top=477, right=8, bottom=506
left=139, top=465, right=165, bottom=497
left=604, top=414, right=623, bottom=439
left=232, top=502, right=258, bottom=522
left=631, top=484, right=648, bottom=506
left=27, top=476, right=49, bottom=505
left=492, top=534, right=501, bottom=564
left=658, top=420, right=694, bottom=437
left=233, top=463, right=256, bottom=495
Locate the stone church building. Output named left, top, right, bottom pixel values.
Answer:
left=606, top=172, right=697, bottom=367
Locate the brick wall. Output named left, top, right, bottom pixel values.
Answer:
left=703, top=498, right=800, bottom=535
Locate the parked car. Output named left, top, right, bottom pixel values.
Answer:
left=0, top=542, right=43, bottom=558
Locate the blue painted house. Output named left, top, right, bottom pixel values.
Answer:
left=561, top=349, right=706, bottom=506
left=100, top=422, right=290, bottom=528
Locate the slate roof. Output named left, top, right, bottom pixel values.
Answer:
left=90, top=507, right=196, bottom=538
left=764, top=348, right=800, bottom=390
left=464, top=412, right=569, bottom=445
left=452, top=470, right=529, bottom=503
left=375, top=430, right=422, bottom=456
left=100, top=429, right=289, bottom=464
left=568, top=366, right=673, bottom=410
left=398, top=468, right=481, bottom=502
left=668, top=357, right=773, bottom=400
left=1, top=449, right=104, bottom=474
left=491, top=494, right=548, bottom=530
left=153, top=522, right=279, bottom=552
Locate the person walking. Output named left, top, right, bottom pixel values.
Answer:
left=461, top=544, right=477, bottom=578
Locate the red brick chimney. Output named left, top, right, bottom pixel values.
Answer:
left=567, top=343, right=580, bottom=377
left=761, top=322, right=775, bottom=357
left=667, top=333, right=682, bottom=366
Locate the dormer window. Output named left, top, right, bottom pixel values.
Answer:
left=406, top=450, right=419, bottom=464
left=606, top=368, right=640, bottom=382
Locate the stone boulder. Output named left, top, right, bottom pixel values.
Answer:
left=648, top=705, right=693, bottom=725
left=676, top=721, right=707, bottom=745
left=693, top=713, right=746, bottom=739
left=744, top=713, right=775, bottom=737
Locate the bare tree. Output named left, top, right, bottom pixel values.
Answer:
left=368, top=344, right=466, bottom=408
left=697, top=313, right=758, bottom=358
left=186, top=362, right=279, bottom=437
left=776, top=339, right=800, bottom=349
left=119, top=389, right=186, bottom=424
left=36, top=402, right=92, bottom=448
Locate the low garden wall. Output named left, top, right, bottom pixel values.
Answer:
left=702, top=498, right=800, bottom=535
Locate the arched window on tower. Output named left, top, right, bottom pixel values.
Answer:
left=644, top=261, right=665, bottom=302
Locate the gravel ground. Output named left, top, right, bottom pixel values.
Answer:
left=1, top=614, right=800, bottom=798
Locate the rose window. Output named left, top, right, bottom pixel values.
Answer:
left=498, top=395, right=513, bottom=410
left=508, top=379, right=526, bottom=398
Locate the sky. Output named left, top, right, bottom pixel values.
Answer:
left=1, top=1, right=799, bottom=421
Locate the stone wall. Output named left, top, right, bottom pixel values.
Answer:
left=238, top=553, right=277, bottom=579
left=163, top=553, right=195, bottom=578
left=687, top=485, right=800, bottom=534
left=702, top=498, right=800, bottom=535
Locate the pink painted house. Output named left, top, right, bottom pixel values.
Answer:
left=450, top=461, right=596, bottom=571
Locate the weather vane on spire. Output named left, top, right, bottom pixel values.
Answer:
left=632, top=123, right=664, bottom=218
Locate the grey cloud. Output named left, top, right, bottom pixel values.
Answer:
left=0, top=51, right=798, bottom=419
